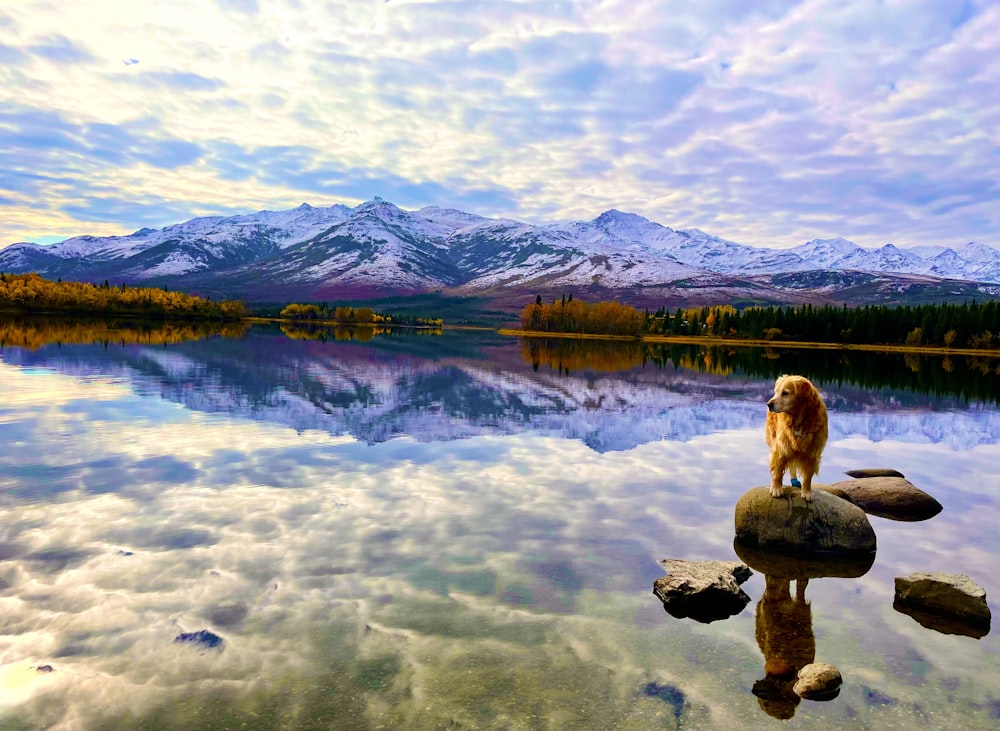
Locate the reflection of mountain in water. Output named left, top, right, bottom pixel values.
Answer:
left=2, top=324, right=999, bottom=452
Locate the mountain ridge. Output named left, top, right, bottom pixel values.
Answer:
left=2, top=199, right=999, bottom=306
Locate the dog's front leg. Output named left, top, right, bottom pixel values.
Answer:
left=768, top=454, right=786, bottom=497
left=800, top=473, right=814, bottom=502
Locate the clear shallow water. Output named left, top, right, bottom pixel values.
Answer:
left=0, top=321, right=997, bottom=730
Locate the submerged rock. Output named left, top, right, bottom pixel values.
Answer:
left=793, top=662, right=842, bottom=700
left=173, top=629, right=224, bottom=650
left=641, top=682, right=686, bottom=722
left=653, top=559, right=752, bottom=623
left=894, top=573, right=991, bottom=637
left=734, top=487, right=876, bottom=555
left=822, top=475, right=942, bottom=522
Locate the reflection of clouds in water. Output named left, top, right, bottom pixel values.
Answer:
left=1, top=368, right=999, bottom=729
left=0, top=366, right=133, bottom=408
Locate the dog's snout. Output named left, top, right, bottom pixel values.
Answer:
left=767, top=401, right=776, bottom=412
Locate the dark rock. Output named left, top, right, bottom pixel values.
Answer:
left=793, top=662, right=842, bottom=700
left=844, top=468, right=905, bottom=478
left=862, top=686, right=897, bottom=707
left=734, top=539, right=875, bottom=580
left=894, top=573, right=991, bottom=637
left=34, top=665, right=54, bottom=673
left=653, top=559, right=752, bottom=623
left=734, top=487, right=876, bottom=555
left=822, top=476, right=942, bottom=522
left=173, top=629, right=224, bottom=650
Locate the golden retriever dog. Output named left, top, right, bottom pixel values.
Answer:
left=765, top=375, right=828, bottom=502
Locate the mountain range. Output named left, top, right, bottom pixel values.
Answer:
left=3, top=197, right=999, bottom=307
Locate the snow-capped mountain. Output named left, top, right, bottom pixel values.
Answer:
left=2, top=199, right=999, bottom=303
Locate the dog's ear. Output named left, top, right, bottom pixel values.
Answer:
left=799, top=380, right=827, bottom=432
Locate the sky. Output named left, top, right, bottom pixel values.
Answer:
left=1, top=0, right=998, bottom=251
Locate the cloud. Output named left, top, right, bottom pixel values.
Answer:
left=0, top=42, right=27, bottom=65
left=27, top=34, right=95, bottom=64
left=201, top=140, right=519, bottom=212
left=128, top=70, right=227, bottom=92
left=216, top=0, right=259, bottom=14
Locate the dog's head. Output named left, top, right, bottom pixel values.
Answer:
left=766, top=375, right=822, bottom=416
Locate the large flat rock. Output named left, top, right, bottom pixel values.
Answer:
left=822, top=476, right=942, bottom=522
left=735, top=487, right=876, bottom=555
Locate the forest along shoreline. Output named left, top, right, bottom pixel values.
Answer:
left=510, top=297, right=1000, bottom=357
left=3, top=273, right=999, bottom=357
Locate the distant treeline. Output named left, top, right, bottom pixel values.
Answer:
left=521, top=295, right=1000, bottom=349
left=280, top=302, right=444, bottom=327
left=0, top=273, right=247, bottom=320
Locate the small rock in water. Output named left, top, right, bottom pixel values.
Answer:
left=894, top=573, right=991, bottom=637
left=793, top=662, right=842, bottom=700
left=34, top=665, right=54, bottom=673
left=844, top=468, right=905, bottom=479
left=653, top=559, right=752, bottom=623
left=173, top=629, right=224, bottom=650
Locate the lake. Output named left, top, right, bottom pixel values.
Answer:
left=0, top=318, right=998, bottom=731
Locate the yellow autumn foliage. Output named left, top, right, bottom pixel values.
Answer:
left=0, top=273, right=246, bottom=320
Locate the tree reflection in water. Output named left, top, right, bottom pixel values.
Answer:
left=0, top=315, right=248, bottom=349
left=520, top=336, right=1000, bottom=402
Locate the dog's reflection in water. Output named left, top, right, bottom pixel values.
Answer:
left=752, top=575, right=815, bottom=719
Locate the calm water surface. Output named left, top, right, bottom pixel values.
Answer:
left=0, top=320, right=998, bottom=730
